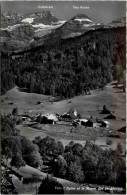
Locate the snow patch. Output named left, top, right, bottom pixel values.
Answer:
left=32, top=23, right=64, bottom=30
left=52, top=20, right=66, bottom=25
left=2, top=24, right=22, bottom=31
left=75, top=18, right=92, bottom=23
left=29, top=39, right=34, bottom=43
left=21, top=18, right=34, bottom=24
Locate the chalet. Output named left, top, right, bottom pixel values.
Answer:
left=72, top=118, right=88, bottom=126
left=84, top=119, right=93, bottom=127
left=104, top=114, right=116, bottom=119
left=79, top=119, right=93, bottom=127
left=60, top=114, right=72, bottom=122
left=41, top=116, right=54, bottom=124
left=19, top=115, right=31, bottom=122
left=40, top=113, right=58, bottom=124
left=100, top=120, right=109, bottom=128
left=60, top=108, right=78, bottom=122
left=95, top=118, right=109, bottom=128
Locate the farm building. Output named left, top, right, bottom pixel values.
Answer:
left=72, top=118, right=88, bottom=126
left=95, top=119, right=109, bottom=128
left=78, top=119, right=93, bottom=127
left=60, top=114, right=72, bottom=122
left=104, top=114, right=116, bottom=119
left=84, top=119, right=93, bottom=127
left=41, top=116, right=54, bottom=124
left=39, top=113, right=58, bottom=124
left=19, top=115, right=31, bottom=122
left=60, top=108, right=78, bottom=122
left=100, top=120, right=109, bottom=128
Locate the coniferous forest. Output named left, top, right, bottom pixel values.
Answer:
left=1, top=27, right=126, bottom=98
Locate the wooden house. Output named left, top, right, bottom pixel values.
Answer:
left=60, top=108, right=78, bottom=122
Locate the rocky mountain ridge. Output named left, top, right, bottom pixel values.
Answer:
left=1, top=11, right=126, bottom=53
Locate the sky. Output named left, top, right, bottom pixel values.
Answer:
left=1, top=1, right=126, bottom=24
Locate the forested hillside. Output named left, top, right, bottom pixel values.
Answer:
left=1, top=27, right=126, bottom=98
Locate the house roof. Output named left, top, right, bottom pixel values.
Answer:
left=85, top=119, right=93, bottom=124
left=62, top=108, right=78, bottom=118
left=79, top=119, right=88, bottom=123
left=42, top=113, right=58, bottom=121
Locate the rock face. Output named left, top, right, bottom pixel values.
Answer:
left=52, top=14, right=103, bottom=39
left=1, top=11, right=126, bottom=53
left=108, top=17, right=126, bottom=27
left=1, top=11, right=66, bottom=53
left=23, top=11, right=59, bottom=25
left=1, top=24, right=35, bottom=53
left=1, top=12, right=24, bottom=28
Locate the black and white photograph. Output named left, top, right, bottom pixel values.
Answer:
left=1, top=0, right=126, bottom=194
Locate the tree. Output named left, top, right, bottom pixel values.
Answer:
left=1, top=123, right=13, bottom=136
left=2, top=146, right=12, bottom=166
left=117, top=143, right=123, bottom=154
left=103, top=105, right=107, bottom=111
left=36, top=136, right=59, bottom=156
left=10, top=153, right=26, bottom=170
left=12, top=107, right=18, bottom=116
left=1, top=168, right=18, bottom=194
left=106, top=139, right=113, bottom=145
left=2, top=136, right=22, bottom=158
left=38, top=175, right=64, bottom=194
left=52, top=155, right=67, bottom=177
left=116, top=158, right=126, bottom=188
left=21, top=136, right=43, bottom=168
left=67, top=161, right=84, bottom=183
left=23, top=151, right=43, bottom=169
left=72, top=143, right=84, bottom=157
left=57, top=141, right=64, bottom=155
left=77, top=114, right=82, bottom=119
left=33, top=136, right=42, bottom=145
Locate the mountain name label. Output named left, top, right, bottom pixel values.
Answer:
left=73, top=6, right=89, bottom=10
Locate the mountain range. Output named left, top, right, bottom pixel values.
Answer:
left=1, top=11, right=126, bottom=53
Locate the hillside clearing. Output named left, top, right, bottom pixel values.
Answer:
left=2, top=82, right=126, bottom=152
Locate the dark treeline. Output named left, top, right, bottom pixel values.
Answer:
left=1, top=27, right=126, bottom=98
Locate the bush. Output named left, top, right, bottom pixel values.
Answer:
left=23, top=177, right=42, bottom=184
left=38, top=175, right=64, bottom=194
left=106, top=139, right=113, bottom=145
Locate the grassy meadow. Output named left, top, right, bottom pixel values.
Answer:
left=1, top=82, right=126, bottom=152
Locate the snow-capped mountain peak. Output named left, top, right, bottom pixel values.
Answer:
left=74, top=18, right=93, bottom=23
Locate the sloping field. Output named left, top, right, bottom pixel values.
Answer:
left=11, top=164, right=106, bottom=194
left=2, top=83, right=126, bottom=122
left=2, top=82, right=126, bottom=151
